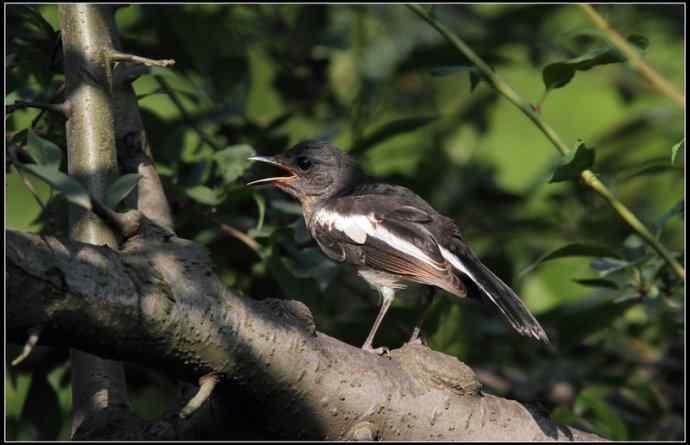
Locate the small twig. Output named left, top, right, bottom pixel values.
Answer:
left=578, top=4, right=684, bottom=109
left=9, top=100, right=71, bottom=118
left=219, top=223, right=260, bottom=253
left=179, top=373, right=220, bottom=419
left=12, top=326, right=43, bottom=366
left=108, top=50, right=176, bottom=68
left=90, top=195, right=142, bottom=239
left=407, top=4, right=685, bottom=282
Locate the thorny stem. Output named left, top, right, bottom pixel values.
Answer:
left=407, top=4, right=684, bottom=282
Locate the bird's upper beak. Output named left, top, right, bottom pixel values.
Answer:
left=246, top=156, right=298, bottom=186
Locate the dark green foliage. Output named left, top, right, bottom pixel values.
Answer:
left=549, top=142, right=595, bottom=183
left=5, top=4, right=684, bottom=441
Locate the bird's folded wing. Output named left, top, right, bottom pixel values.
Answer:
left=311, top=195, right=464, bottom=293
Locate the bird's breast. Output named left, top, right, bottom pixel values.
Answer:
left=357, top=268, right=408, bottom=291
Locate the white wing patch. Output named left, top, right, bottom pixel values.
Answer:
left=439, top=246, right=474, bottom=279
left=313, top=207, right=444, bottom=270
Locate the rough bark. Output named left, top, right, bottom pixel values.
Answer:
left=7, top=228, right=604, bottom=441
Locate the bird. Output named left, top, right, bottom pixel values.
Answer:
left=247, top=140, right=549, bottom=354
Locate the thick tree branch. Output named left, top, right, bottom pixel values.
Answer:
left=7, top=228, right=604, bottom=441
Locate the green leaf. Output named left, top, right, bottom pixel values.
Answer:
left=25, top=129, right=62, bottom=169
left=104, top=174, right=141, bottom=209
left=186, top=185, right=224, bottom=206
left=543, top=63, right=575, bottom=91
left=573, top=278, right=620, bottom=290
left=671, top=139, right=683, bottom=164
left=351, top=116, right=436, bottom=154
left=541, top=34, right=649, bottom=91
left=214, top=144, right=256, bottom=185
left=520, top=242, right=620, bottom=277
left=549, top=142, right=595, bottom=183
left=19, top=163, right=91, bottom=210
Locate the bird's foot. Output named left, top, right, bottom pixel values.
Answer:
left=405, top=336, right=424, bottom=346
left=361, top=343, right=390, bottom=356
left=405, top=327, right=426, bottom=346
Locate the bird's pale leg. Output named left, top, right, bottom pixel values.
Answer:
left=407, top=287, right=435, bottom=345
left=362, top=287, right=395, bottom=355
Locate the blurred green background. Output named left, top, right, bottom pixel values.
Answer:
left=6, top=4, right=684, bottom=440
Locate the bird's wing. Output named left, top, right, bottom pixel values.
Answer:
left=310, top=195, right=465, bottom=294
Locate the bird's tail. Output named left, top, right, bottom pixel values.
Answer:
left=440, top=245, right=550, bottom=344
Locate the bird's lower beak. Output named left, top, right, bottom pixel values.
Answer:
left=246, top=156, right=297, bottom=186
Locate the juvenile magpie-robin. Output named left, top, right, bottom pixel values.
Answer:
left=248, top=140, right=549, bottom=353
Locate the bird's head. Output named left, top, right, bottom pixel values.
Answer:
left=247, top=140, right=360, bottom=203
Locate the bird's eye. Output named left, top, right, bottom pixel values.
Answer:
left=297, top=156, right=312, bottom=171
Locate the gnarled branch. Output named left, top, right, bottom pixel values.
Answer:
left=7, top=228, right=604, bottom=441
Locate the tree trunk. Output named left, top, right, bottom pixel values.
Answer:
left=58, top=4, right=130, bottom=436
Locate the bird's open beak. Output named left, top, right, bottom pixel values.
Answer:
left=246, top=156, right=297, bottom=186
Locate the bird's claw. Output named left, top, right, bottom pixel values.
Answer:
left=362, top=343, right=390, bottom=356
left=405, top=336, right=424, bottom=346
left=406, top=327, right=426, bottom=346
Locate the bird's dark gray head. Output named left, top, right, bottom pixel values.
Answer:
left=247, top=140, right=361, bottom=203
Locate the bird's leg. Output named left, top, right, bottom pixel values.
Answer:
left=407, top=287, right=435, bottom=345
left=362, top=287, right=395, bottom=355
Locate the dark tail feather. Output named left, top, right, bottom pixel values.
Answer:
left=440, top=246, right=550, bottom=344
